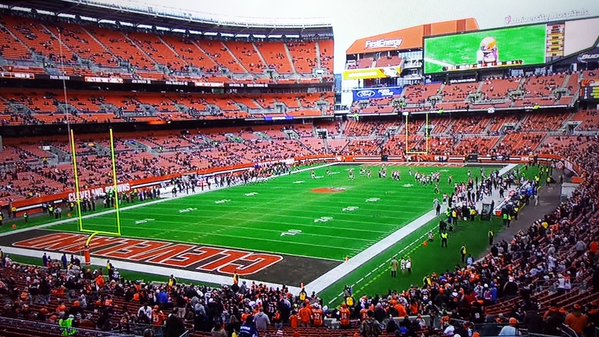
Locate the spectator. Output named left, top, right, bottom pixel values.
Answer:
left=360, top=311, right=382, bottom=337
left=498, top=317, right=520, bottom=336
left=164, top=308, right=186, bottom=337
left=211, top=322, right=227, bottom=337
left=239, top=315, right=258, bottom=337
left=254, top=307, right=270, bottom=333
left=565, top=304, right=588, bottom=336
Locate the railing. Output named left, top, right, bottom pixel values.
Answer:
left=449, top=318, right=566, bottom=337
left=0, top=315, right=135, bottom=337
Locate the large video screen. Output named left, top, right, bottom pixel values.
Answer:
left=424, top=25, right=547, bottom=74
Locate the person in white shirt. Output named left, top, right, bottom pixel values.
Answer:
left=499, top=317, right=520, bottom=336
left=138, top=304, right=152, bottom=323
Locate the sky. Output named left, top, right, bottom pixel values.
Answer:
left=97, top=0, right=599, bottom=73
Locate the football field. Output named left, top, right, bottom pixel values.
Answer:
left=49, top=164, right=483, bottom=261
left=1, top=163, right=522, bottom=299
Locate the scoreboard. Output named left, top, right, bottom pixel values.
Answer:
left=546, top=23, right=564, bottom=58
left=581, top=86, right=599, bottom=101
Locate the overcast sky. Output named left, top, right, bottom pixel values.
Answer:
left=97, top=0, right=599, bottom=73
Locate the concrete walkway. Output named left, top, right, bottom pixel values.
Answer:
left=478, top=171, right=563, bottom=258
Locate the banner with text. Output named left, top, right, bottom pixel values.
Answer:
left=343, top=66, right=403, bottom=80
left=352, top=87, right=403, bottom=102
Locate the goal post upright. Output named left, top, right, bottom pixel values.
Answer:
left=70, top=128, right=122, bottom=252
left=109, top=128, right=122, bottom=236
left=69, top=128, right=84, bottom=231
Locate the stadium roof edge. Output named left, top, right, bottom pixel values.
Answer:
left=346, top=18, right=479, bottom=55
left=0, top=0, right=334, bottom=37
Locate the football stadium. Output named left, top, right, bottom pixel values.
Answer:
left=0, top=1, right=598, bottom=337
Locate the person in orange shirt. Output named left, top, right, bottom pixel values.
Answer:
left=56, top=301, right=67, bottom=316
left=152, top=305, right=165, bottom=335
left=339, top=304, right=351, bottom=329
left=241, top=309, right=252, bottom=325
left=312, top=303, right=324, bottom=327
left=95, top=274, right=105, bottom=290
left=299, top=303, right=312, bottom=327
left=409, top=301, right=420, bottom=316
left=565, top=304, right=588, bottom=336
left=289, top=311, right=299, bottom=329
left=359, top=307, right=369, bottom=321
left=395, top=302, right=408, bottom=318
left=104, top=295, right=113, bottom=308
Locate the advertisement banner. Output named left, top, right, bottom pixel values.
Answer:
left=353, top=87, right=403, bottom=101
left=577, top=48, right=599, bottom=63
left=0, top=72, right=34, bottom=79
left=67, top=183, right=131, bottom=202
left=84, top=76, right=124, bottom=84
left=343, top=66, right=402, bottom=80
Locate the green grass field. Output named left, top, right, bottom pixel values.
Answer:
left=49, top=165, right=490, bottom=261
left=424, top=24, right=547, bottom=74
left=9, top=163, right=544, bottom=304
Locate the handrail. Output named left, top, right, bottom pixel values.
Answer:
left=0, top=315, right=133, bottom=337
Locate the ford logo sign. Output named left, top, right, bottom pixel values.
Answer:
left=356, top=90, right=376, bottom=98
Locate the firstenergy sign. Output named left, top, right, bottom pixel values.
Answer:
left=365, top=39, right=403, bottom=49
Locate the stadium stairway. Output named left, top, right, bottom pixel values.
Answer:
left=252, top=43, right=270, bottom=71
left=283, top=43, right=298, bottom=74
left=222, top=42, right=251, bottom=74
left=315, top=41, right=322, bottom=69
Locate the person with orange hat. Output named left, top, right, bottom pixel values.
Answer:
left=498, top=317, right=520, bottom=336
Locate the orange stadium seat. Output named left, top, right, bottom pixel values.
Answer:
left=255, top=42, right=294, bottom=74
left=196, top=40, right=247, bottom=74
left=287, top=41, right=319, bottom=74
